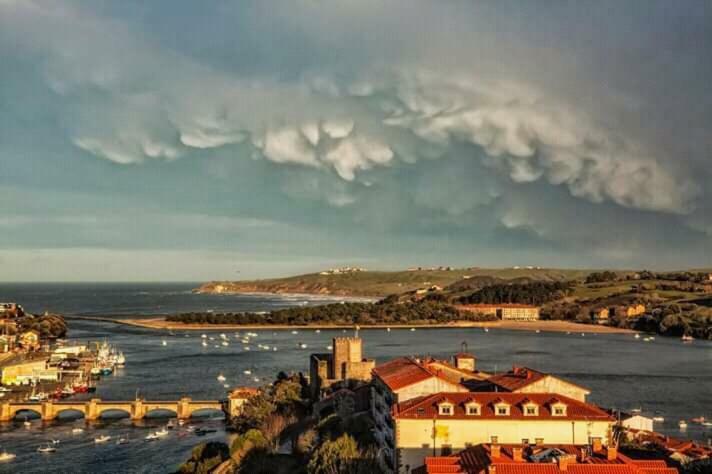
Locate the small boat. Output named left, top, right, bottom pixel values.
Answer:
left=155, top=428, right=169, bottom=437
left=145, top=433, right=158, bottom=441
left=484, top=328, right=489, bottom=333
left=166, top=420, right=176, bottom=429
left=243, top=370, right=252, bottom=375
left=201, top=334, right=207, bottom=339
left=386, top=327, right=391, bottom=332
left=23, top=420, right=32, bottom=428
left=272, top=347, right=277, bottom=351
left=244, top=346, right=250, bottom=351
left=682, top=335, right=694, bottom=342
left=72, top=427, right=84, bottom=434
left=702, top=422, right=712, bottom=427
left=535, top=329, right=541, bottom=334
left=691, top=416, right=706, bottom=424
left=37, top=444, right=57, bottom=453
left=161, top=340, right=167, bottom=346
left=117, top=436, right=129, bottom=445
left=178, top=419, right=186, bottom=426
left=634, top=334, right=641, bottom=339
left=116, top=352, right=126, bottom=367
left=410, top=328, right=416, bottom=332
left=298, top=343, right=307, bottom=349
left=195, top=428, right=216, bottom=436
left=326, top=345, right=333, bottom=350
left=201, top=341, right=208, bottom=347
left=291, top=330, right=298, bottom=335
left=252, top=377, right=260, bottom=382
left=679, top=420, right=688, bottom=429
left=94, top=435, right=111, bottom=443
left=220, top=333, right=227, bottom=339
left=217, top=374, right=226, bottom=382
left=652, top=416, right=664, bottom=422
left=223, top=383, right=229, bottom=388
left=221, top=341, right=229, bottom=347
left=0, top=451, right=16, bottom=462
left=315, top=329, right=320, bottom=334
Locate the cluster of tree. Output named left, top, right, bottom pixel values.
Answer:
left=16, top=313, right=67, bottom=339
left=167, top=301, right=473, bottom=325
left=459, top=281, right=573, bottom=306
left=631, top=303, right=712, bottom=340
left=177, top=441, right=230, bottom=474
left=585, top=271, right=620, bottom=284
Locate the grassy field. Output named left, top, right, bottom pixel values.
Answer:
left=197, top=268, right=594, bottom=297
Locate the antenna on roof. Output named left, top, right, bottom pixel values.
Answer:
left=461, top=341, right=468, bottom=353
left=354, top=325, right=360, bottom=338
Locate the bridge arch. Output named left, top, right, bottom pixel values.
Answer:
left=13, top=408, right=41, bottom=421
left=55, top=408, right=85, bottom=420
left=97, top=408, right=131, bottom=420
left=189, top=407, right=225, bottom=419
left=144, top=408, right=178, bottom=419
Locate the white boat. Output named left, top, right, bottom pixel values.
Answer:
left=201, top=341, right=208, bottom=347
left=221, top=341, right=229, bottom=346
left=243, top=370, right=252, bottom=375
left=315, top=329, right=320, bottom=333
left=155, top=428, right=169, bottom=437
left=116, top=352, right=126, bottom=367
left=682, top=335, right=694, bottom=342
left=72, top=427, right=84, bottom=434
left=244, top=346, right=250, bottom=351
left=201, top=334, right=207, bottom=339
left=117, top=436, right=129, bottom=445
left=634, top=334, right=641, bottom=339
left=252, top=377, right=260, bottom=382
left=272, top=347, right=277, bottom=351
left=220, top=334, right=227, bottom=340
left=94, top=435, right=111, bottom=443
left=37, top=444, right=56, bottom=453
left=223, top=383, right=229, bottom=388
left=679, top=420, right=688, bottom=429
left=652, top=416, right=664, bottom=422
left=291, top=330, right=298, bottom=335
left=0, top=387, right=11, bottom=393
left=145, top=433, right=158, bottom=440
left=0, top=451, right=15, bottom=462
left=484, top=328, right=489, bottom=333
left=161, top=340, right=167, bottom=346
left=326, top=345, right=333, bottom=350
left=217, top=374, right=226, bottom=382
left=299, top=343, right=307, bottom=349
left=386, top=327, right=391, bottom=332
left=410, top=328, right=416, bottom=332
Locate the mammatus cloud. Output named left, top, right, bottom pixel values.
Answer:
left=0, top=0, right=703, bottom=217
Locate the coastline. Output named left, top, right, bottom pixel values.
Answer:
left=113, top=318, right=636, bottom=334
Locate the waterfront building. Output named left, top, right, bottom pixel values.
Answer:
left=309, top=336, right=375, bottom=398
left=456, top=304, right=540, bottom=321
left=483, top=366, right=590, bottom=402
left=415, top=442, right=677, bottom=474
left=0, top=356, right=57, bottom=385
left=371, top=357, right=473, bottom=472
left=392, top=393, right=614, bottom=473
left=614, top=304, right=646, bottom=319
left=589, top=307, right=609, bottom=323
left=226, top=387, right=260, bottom=417
left=0, top=303, right=24, bottom=319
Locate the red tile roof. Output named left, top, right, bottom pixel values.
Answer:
left=422, top=444, right=679, bottom=474
left=487, top=367, right=590, bottom=394
left=373, top=357, right=465, bottom=392
left=394, top=392, right=612, bottom=421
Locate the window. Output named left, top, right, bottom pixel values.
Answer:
left=498, top=407, right=507, bottom=415
left=535, top=438, right=544, bottom=445
left=441, top=406, right=451, bottom=415
left=466, top=404, right=480, bottom=415
left=524, top=405, right=538, bottom=416
left=554, top=407, right=565, bottom=415
left=522, top=439, right=529, bottom=445
left=491, top=436, right=498, bottom=444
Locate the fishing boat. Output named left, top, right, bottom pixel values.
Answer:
left=652, top=416, right=665, bottom=422
left=145, top=433, right=158, bottom=441
left=37, top=444, right=56, bottom=454
left=116, top=352, right=126, bottom=367
left=217, top=374, right=226, bottom=382
left=94, top=435, right=111, bottom=443
left=99, top=366, right=113, bottom=376
left=0, top=450, right=15, bottom=462
left=72, top=427, right=84, bottom=434
left=90, top=366, right=102, bottom=379
left=155, top=428, right=169, bottom=437
left=117, top=436, right=129, bottom=445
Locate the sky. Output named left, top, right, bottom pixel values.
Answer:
left=1, top=1, right=711, bottom=281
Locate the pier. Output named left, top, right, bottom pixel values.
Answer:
left=0, top=397, right=224, bottom=422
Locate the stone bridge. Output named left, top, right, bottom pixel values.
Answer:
left=0, top=398, right=225, bottom=422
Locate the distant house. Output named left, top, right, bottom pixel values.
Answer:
left=0, top=303, right=24, bottom=319
left=226, top=387, right=260, bottom=417
left=590, top=307, right=609, bottom=323
left=0, top=356, right=56, bottom=385
left=456, top=304, right=540, bottom=321
left=614, top=304, right=646, bottom=319
left=18, top=330, right=40, bottom=350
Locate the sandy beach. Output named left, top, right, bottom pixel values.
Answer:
left=115, top=317, right=635, bottom=334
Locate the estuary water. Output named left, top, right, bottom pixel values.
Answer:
left=0, top=283, right=710, bottom=473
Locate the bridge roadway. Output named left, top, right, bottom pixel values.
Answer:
left=0, top=397, right=225, bottom=422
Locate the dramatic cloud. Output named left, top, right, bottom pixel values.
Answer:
left=1, top=0, right=710, bottom=279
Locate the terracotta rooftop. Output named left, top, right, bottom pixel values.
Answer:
left=393, top=392, right=612, bottom=421
left=420, top=444, right=677, bottom=474
left=457, top=304, right=539, bottom=309
left=373, top=357, right=465, bottom=392
left=487, top=366, right=590, bottom=394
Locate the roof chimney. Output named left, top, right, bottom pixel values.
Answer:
left=512, top=447, right=523, bottom=462
left=592, top=438, right=603, bottom=453
left=607, top=446, right=618, bottom=461
left=491, top=444, right=501, bottom=459
left=558, top=455, right=575, bottom=472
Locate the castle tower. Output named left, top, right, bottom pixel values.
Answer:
left=332, top=337, right=363, bottom=379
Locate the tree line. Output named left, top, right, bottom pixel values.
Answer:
left=458, top=281, right=573, bottom=306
